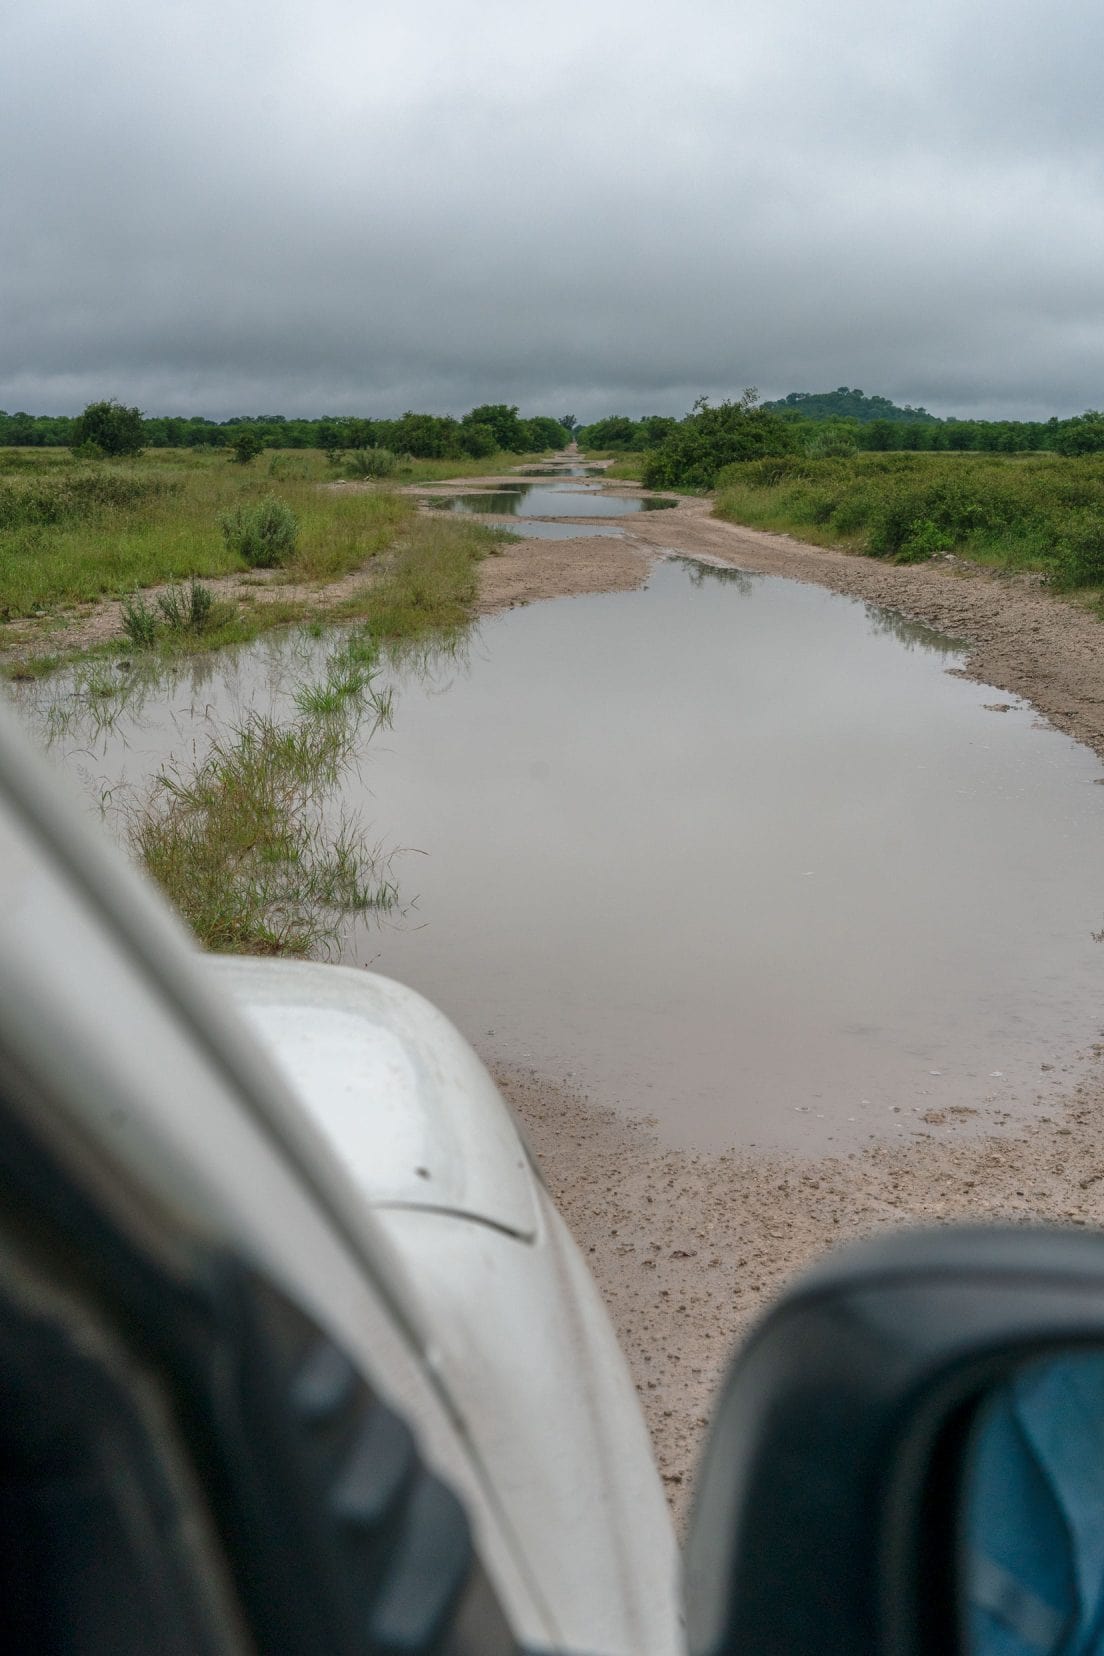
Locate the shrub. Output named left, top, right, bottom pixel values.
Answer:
left=70, top=399, right=145, bottom=457
left=456, top=422, right=498, bottom=459
left=343, top=447, right=398, bottom=480
left=218, top=496, right=298, bottom=568
left=642, top=392, right=799, bottom=490
left=231, top=430, right=265, bottom=465
left=894, top=519, right=949, bottom=562
left=1052, top=510, right=1104, bottom=588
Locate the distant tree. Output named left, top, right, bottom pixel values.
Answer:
left=861, top=420, right=896, bottom=452
left=314, top=419, right=345, bottom=458
left=1054, top=413, right=1104, bottom=456
left=523, top=415, right=573, bottom=450
left=578, top=415, right=638, bottom=450
left=561, top=414, right=578, bottom=432
left=70, top=399, right=145, bottom=457
left=231, top=429, right=265, bottom=465
left=641, top=392, right=798, bottom=489
left=394, top=411, right=458, bottom=458
left=457, top=421, right=498, bottom=458
left=463, top=404, right=526, bottom=451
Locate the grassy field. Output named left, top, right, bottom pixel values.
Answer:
left=0, top=446, right=532, bottom=671
left=711, top=452, right=1104, bottom=590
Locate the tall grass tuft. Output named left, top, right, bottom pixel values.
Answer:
left=121, top=592, right=158, bottom=649
left=130, top=639, right=396, bottom=955
left=156, top=577, right=214, bottom=634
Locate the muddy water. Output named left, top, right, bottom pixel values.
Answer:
left=445, top=483, right=677, bottom=517
left=14, top=558, right=1104, bottom=1152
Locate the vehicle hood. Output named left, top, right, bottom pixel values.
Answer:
left=207, top=958, right=539, bottom=1241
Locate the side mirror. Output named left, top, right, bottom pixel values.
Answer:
left=684, top=1227, right=1104, bottom=1656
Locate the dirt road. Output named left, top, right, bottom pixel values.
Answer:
left=467, top=480, right=1104, bottom=1525
left=8, top=464, right=1104, bottom=1522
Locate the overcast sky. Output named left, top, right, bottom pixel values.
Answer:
left=4, top=0, right=1102, bottom=422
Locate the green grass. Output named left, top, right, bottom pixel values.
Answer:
left=599, top=455, right=646, bottom=482
left=0, top=445, right=541, bottom=623
left=331, top=513, right=505, bottom=639
left=712, top=451, right=1104, bottom=589
left=129, top=632, right=398, bottom=955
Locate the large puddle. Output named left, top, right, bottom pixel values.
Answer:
left=13, top=557, right=1104, bottom=1152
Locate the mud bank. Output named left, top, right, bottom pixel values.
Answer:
left=499, top=1056, right=1104, bottom=1530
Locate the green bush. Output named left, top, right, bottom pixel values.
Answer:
left=642, top=393, right=799, bottom=490
left=1052, top=510, right=1104, bottom=589
left=70, top=399, right=145, bottom=457
left=343, top=448, right=398, bottom=480
left=218, top=496, right=298, bottom=568
left=231, top=430, right=265, bottom=465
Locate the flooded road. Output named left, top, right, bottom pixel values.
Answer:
left=16, top=555, right=1104, bottom=1152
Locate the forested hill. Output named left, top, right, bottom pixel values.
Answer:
left=762, top=388, right=939, bottom=423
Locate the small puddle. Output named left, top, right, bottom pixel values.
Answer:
left=445, top=484, right=677, bottom=517
left=12, top=559, right=1104, bottom=1154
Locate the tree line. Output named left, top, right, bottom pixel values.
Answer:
left=0, top=402, right=572, bottom=459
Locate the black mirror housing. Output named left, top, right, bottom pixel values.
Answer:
left=685, top=1227, right=1104, bottom=1656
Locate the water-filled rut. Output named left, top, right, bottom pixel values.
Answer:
left=16, top=556, right=1104, bottom=1154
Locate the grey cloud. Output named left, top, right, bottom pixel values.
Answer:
left=3, top=1, right=1103, bottom=420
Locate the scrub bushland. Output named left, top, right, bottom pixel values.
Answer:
left=712, top=452, right=1104, bottom=589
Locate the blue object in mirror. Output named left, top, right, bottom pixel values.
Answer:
left=963, top=1351, right=1104, bottom=1654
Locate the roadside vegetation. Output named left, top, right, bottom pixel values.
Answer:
left=579, top=392, right=1104, bottom=591
left=0, top=443, right=524, bottom=673
left=713, top=452, right=1104, bottom=588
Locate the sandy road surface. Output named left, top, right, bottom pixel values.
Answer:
left=466, top=482, right=1104, bottom=1525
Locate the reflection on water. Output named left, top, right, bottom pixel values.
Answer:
left=447, top=485, right=677, bottom=518
left=10, top=559, right=1104, bottom=1152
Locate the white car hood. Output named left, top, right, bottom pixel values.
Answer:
left=207, top=958, right=539, bottom=1240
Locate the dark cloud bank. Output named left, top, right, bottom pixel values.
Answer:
left=4, top=0, right=1103, bottom=421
